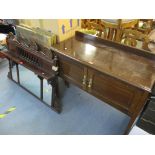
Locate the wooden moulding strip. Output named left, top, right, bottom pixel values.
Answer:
left=75, top=31, right=155, bottom=61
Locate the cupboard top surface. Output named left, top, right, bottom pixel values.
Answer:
left=52, top=35, right=155, bottom=92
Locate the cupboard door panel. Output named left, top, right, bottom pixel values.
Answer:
left=59, top=57, right=87, bottom=89
left=87, top=69, right=145, bottom=114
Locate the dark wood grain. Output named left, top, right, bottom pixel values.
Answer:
left=1, top=35, right=61, bottom=113
left=51, top=31, right=155, bottom=93
left=51, top=31, right=155, bottom=134
left=2, top=31, right=155, bottom=134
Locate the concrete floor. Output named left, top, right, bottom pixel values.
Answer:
left=0, top=59, right=130, bottom=134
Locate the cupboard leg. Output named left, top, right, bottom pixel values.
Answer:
left=124, top=93, right=149, bottom=135
left=124, top=115, right=137, bottom=135
left=64, top=80, right=69, bottom=88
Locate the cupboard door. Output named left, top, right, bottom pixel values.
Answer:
left=87, top=69, right=147, bottom=114
left=59, top=57, right=87, bottom=89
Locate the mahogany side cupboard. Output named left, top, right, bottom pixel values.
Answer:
left=1, top=31, right=155, bottom=134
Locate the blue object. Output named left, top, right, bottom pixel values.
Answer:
left=70, top=19, right=72, bottom=28
left=62, top=25, right=65, bottom=34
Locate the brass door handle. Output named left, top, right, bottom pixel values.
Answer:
left=82, top=75, right=87, bottom=85
left=88, top=78, right=93, bottom=89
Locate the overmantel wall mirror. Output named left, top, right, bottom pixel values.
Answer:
left=81, top=19, right=155, bottom=54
